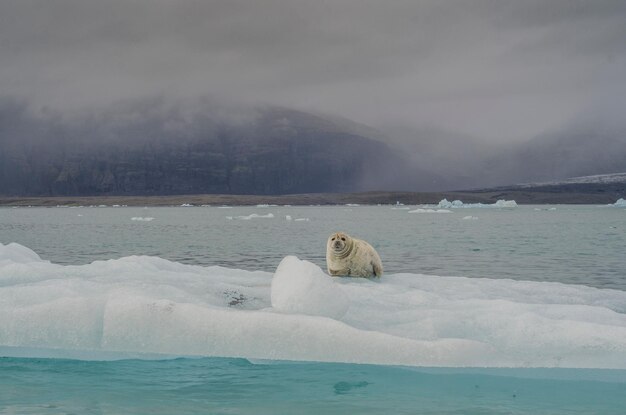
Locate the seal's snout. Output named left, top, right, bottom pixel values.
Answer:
left=334, top=240, right=342, bottom=249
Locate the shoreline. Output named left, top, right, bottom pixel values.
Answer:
left=0, top=190, right=620, bottom=207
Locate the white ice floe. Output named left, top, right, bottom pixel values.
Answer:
left=612, top=198, right=626, bottom=207
left=180, top=204, right=194, bottom=207
left=131, top=217, right=155, bottom=222
left=285, top=215, right=292, bottom=221
left=2, top=242, right=626, bottom=368
left=294, top=218, right=310, bottom=222
left=437, top=199, right=517, bottom=208
left=271, top=256, right=349, bottom=319
left=408, top=209, right=452, bottom=214
left=228, top=213, right=275, bottom=220
left=462, top=216, right=478, bottom=220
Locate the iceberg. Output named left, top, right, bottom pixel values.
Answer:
left=613, top=198, right=626, bottom=207
left=1, top=242, right=626, bottom=368
left=228, top=213, right=275, bottom=220
left=408, top=209, right=452, bottom=214
left=437, top=199, right=517, bottom=208
left=131, top=217, right=155, bottom=222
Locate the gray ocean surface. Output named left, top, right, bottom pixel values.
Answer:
left=1, top=204, right=624, bottom=290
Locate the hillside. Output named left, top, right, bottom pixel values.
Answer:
left=0, top=99, right=437, bottom=196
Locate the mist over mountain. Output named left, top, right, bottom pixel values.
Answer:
left=0, top=97, right=437, bottom=196
left=1, top=96, right=625, bottom=197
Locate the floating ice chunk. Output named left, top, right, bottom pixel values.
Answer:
left=408, top=208, right=452, bottom=214
left=180, top=203, right=193, bottom=207
left=231, top=213, right=275, bottom=220
left=493, top=200, right=517, bottom=207
left=271, top=256, right=349, bottom=319
left=462, top=216, right=478, bottom=220
left=285, top=215, right=292, bottom=221
left=437, top=199, right=517, bottom=208
left=345, top=203, right=360, bottom=207
left=0, top=243, right=46, bottom=265
left=2, top=243, right=626, bottom=368
left=131, top=217, right=155, bottom=222
left=294, top=218, right=310, bottom=222
left=612, top=198, right=626, bottom=207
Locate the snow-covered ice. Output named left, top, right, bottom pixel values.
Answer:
left=271, top=256, right=349, bottom=319
left=437, top=199, right=517, bottom=208
left=613, top=198, right=626, bottom=207
left=1, top=242, right=626, bottom=368
left=227, top=213, right=275, bottom=220
left=408, top=208, right=452, bottom=214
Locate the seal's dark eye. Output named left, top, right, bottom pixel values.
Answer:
left=341, top=237, right=346, bottom=241
left=331, top=238, right=335, bottom=241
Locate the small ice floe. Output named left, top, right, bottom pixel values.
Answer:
left=201, top=204, right=211, bottom=207
left=112, top=205, right=121, bottom=208
left=462, top=215, right=478, bottom=220
left=98, top=205, right=107, bottom=208
left=437, top=199, right=517, bottom=208
left=180, top=203, right=193, bottom=207
left=548, top=207, right=557, bottom=211
left=345, top=203, right=360, bottom=207
left=285, top=215, right=308, bottom=221
left=256, top=204, right=278, bottom=208
left=131, top=217, right=155, bottom=222
left=229, top=213, right=275, bottom=220
left=611, top=198, right=626, bottom=207
left=408, top=208, right=452, bottom=214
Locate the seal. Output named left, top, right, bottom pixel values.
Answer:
left=326, top=232, right=383, bottom=278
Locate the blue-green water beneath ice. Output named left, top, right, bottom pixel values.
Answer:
left=2, top=356, right=626, bottom=415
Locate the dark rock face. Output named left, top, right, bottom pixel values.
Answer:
left=0, top=99, right=423, bottom=196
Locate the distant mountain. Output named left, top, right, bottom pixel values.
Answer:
left=1, top=96, right=625, bottom=196
left=0, top=98, right=438, bottom=196
left=382, top=121, right=626, bottom=191
left=482, top=172, right=626, bottom=199
left=483, top=122, right=626, bottom=187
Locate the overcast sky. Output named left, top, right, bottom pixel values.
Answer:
left=1, top=0, right=625, bottom=142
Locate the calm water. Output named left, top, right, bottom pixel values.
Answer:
left=1, top=204, right=625, bottom=414
left=2, top=356, right=626, bottom=415
left=1, top=204, right=624, bottom=289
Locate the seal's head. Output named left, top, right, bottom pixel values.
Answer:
left=327, top=232, right=353, bottom=257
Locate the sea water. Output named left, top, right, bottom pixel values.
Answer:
left=1, top=204, right=625, bottom=413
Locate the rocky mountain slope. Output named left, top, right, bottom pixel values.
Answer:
left=0, top=99, right=436, bottom=196
left=1, top=97, right=625, bottom=196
